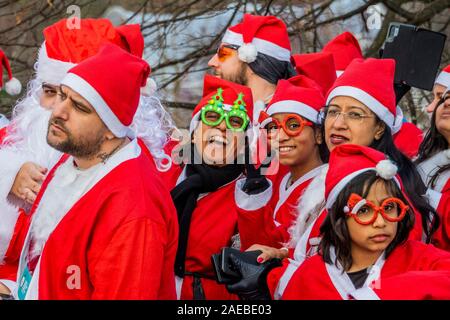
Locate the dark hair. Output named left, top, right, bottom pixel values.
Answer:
left=320, top=171, right=415, bottom=270
left=370, top=124, right=440, bottom=242
left=316, top=110, right=331, bottom=163
left=416, top=98, right=450, bottom=189
left=319, top=110, right=439, bottom=241
left=248, top=52, right=296, bottom=84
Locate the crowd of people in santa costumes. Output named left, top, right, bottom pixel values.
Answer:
left=0, top=10, right=449, bottom=301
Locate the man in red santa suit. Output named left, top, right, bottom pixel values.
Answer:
left=207, top=14, right=296, bottom=182
left=208, top=14, right=295, bottom=109
left=0, top=18, right=174, bottom=288
left=1, top=43, right=178, bottom=300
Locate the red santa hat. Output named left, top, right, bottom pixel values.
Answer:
left=393, top=122, right=423, bottom=159
left=221, top=14, right=291, bottom=63
left=323, top=31, right=363, bottom=77
left=61, top=43, right=150, bottom=138
left=36, top=18, right=146, bottom=87
left=260, top=75, right=325, bottom=127
left=292, top=52, right=337, bottom=96
left=326, top=58, right=403, bottom=134
left=190, top=74, right=253, bottom=133
left=325, top=144, right=403, bottom=210
left=435, top=64, right=450, bottom=90
left=0, top=48, right=22, bottom=95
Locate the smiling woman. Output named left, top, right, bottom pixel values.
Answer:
left=161, top=74, right=255, bottom=300
left=235, top=75, right=327, bottom=252
left=323, top=96, right=383, bottom=149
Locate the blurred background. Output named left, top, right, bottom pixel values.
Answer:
left=0, top=0, right=449, bottom=128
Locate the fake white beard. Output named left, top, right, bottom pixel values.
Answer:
left=2, top=79, right=62, bottom=170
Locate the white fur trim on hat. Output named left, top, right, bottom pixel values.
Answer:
left=326, top=85, right=398, bottom=132
left=326, top=167, right=402, bottom=210
left=435, top=71, right=450, bottom=88
left=265, top=100, right=319, bottom=124
left=222, top=29, right=291, bottom=62
left=5, top=77, right=21, bottom=95
left=326, top=168, right=372, bottom=210
left=376, top=159, right=397, bottom=180
left=61, top=73, right=130, bottom=138
left=36, top=43, right=76, bottom=85
left=391, top=106, right=404, bottom=135
left=238, top=43, right=258, bottom=63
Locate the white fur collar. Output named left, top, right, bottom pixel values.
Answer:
left=287, top=164, right=328, bottom=248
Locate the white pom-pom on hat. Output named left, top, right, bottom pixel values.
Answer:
left=5, top=77, right=21, bottom=96
left=141, top=77, right=157, bottom=97
left=238, top=43, right=258, bottom=63
left=376, top=159, right=397, bottom=180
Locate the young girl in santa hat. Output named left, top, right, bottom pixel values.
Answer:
left=235, top=75, right=327, bottom=253
left=279, top=144, right=450, bottom=300
left=416, top=89, right=450, bottom=251
left=225, top=144, right=450, bottom=300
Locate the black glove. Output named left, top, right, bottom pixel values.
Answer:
left=242, top=163, right=270, bottom=195
left=225, top=252, right=282, bottom=300
left=241, top=135, right=270, bottom=195
left=394, top=82, right=411, bottom=105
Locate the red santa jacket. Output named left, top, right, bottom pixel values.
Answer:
left=14, top=140, right=178, bottom=299
left=235, top=165, right=327, bottom=250
left=160, top=141, right=245, bottom=300
left=281, top=240, right=450, bottom=300
left=0, top=137, right=162, bottom=286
